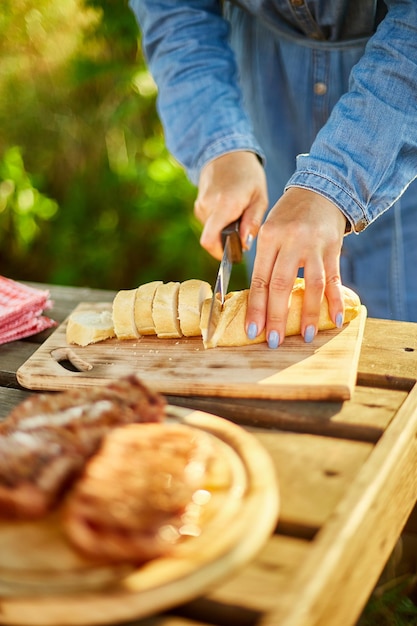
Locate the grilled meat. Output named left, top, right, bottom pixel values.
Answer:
left=0, top=376, right=166, bottom=519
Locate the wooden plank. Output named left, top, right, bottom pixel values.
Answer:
left=261, top=382, right=417, bottom=626
left=1, top=381, right=402, bottom=443
left=132, top=618, right=207, bottom=626
left=252, top=430, right=372, bottom=536
left=358, top=318, right=417, bottom=390
left=119, top=536, right=310, bottom=625
left=167, top=385, right=407, bottom=442
left=205, top=535, right=310, bottom=614
left=0, top=388, right=32, bottom=420
left=0, top=343, right=40, bottom=388
left=44, top=285, right=115, bottom=324
left=27, top=282, right=116, bottom=311
left=0, top=363, right=407, bottom=442
left=16, top=303, right=366, bottom=402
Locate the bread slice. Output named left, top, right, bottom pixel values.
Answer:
left=112, top=289, right=139, bottom=340
left=200, top=278, right=361, bottom=348
left=134, top=280, right=163, bottom=335
left=152, top=282, right=182, bottom=338
left=178, top=279, right=213, bottom=337
left=66, top=310, right=115, bottom=347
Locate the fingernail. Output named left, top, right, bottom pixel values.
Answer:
left=304, top=325, right=315, bottom=343
left=247, top=322, right=258, bottom=340
left=268, top=330, right=280, bottom=349
left=336, top=312, right=343, bottom=328
left=245, top=233, right=254, bottom=251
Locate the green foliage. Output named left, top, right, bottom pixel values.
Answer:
left=358, top=578, right=417, bottom=626
left=0, top=0, right=247, bottom=290
left=0, top=147, right=58, bottom=258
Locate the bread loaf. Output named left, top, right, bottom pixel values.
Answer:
left=200, top=278, right=361, bottom=349
left=66, top=310, right=115, bottom=346
left=67, top=277, right=361, bottom=350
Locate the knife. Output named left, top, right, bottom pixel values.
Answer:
left=206, top=219, right=243, bottom=343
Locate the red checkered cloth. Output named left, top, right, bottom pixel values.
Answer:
left=0, top=276, right=56, bottom=345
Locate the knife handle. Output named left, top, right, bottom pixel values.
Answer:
left=221, top=219, right=243, bottom=264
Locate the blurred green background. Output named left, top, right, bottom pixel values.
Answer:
left=0, top=0, right=247, bottom=290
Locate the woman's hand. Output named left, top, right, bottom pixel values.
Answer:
left=194, top=151, right=268, bottom=259
left=246, top=187, right=347, bottom=348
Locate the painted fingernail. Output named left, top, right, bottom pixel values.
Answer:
left=336, top=312, right=343, bottom=328
left=245, top=233, right=254, bottom=251
left=304, top=325, right=315, bottom=343
left=247, top=322, right=258, bottom=340
left=268, top=330, right=280, bottom=349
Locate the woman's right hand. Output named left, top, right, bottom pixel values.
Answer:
left=194, top=151, right=268, bottom=260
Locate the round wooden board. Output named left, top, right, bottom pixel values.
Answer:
left=0, top=407, right=279, bottom=626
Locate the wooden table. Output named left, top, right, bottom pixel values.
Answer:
left=1, top=282, right=417, bottom=626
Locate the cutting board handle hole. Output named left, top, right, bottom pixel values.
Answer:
left=50, top=348, right=93, bottom=373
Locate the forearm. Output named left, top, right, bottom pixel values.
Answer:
left=129, top=0, right=264, bottom=184
left=286, top=0, right=417, bottom=233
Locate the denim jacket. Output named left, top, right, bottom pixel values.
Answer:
left=129, top=1, right=417, bottom=234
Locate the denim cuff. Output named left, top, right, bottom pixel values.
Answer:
left=189, top=134, right=266, bottom=185
left=285, top=169, right=370, bottom=234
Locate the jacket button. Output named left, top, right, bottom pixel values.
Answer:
left=314, top=82, right=327, bottom=95
left=355, top=218, right=367, bottom=232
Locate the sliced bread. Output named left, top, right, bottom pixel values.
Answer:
left=152, top=282, right=182, bottom=339
left=134, top=280, right=163, bottom=335
left=66, top=310, right=115, bottom=346
left=178, top=279, right=213, bottom=337
left=112, top=289, right=139, bottom=340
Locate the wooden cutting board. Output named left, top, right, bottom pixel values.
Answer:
left=17, top=303, right=367, bottom=401
left=0, top=408, right=279, bottom=626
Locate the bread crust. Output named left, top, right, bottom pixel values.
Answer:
left=200, top=278, right=361, bottom=348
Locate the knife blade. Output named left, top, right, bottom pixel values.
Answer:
left=206, top=219, right=243, bottom=343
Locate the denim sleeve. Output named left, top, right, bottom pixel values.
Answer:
left=286, top=0, right=417, bottom=234
left=129, top=1, right=265, bottom=185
